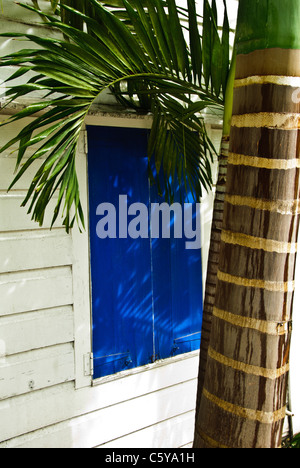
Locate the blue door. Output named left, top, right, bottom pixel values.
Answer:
left=87, top=125, right=203, bottom=379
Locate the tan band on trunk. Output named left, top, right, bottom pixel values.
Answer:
left=217, top=270, right=295, bottom=292
left=208, top=346, right=290, bottom=380
left=234, top=75, right=300, bottom=88
left=213, top=306, right=292, bottom=336
left=221, top=230, right=297, bottom=253
left=231, top=113, right=300, bottom=130
left=228, top=152, right=300, bottom=170
left=202, top=388, right=287, bottom=424
left=225, top=194, right=300, bottom=215
left=195, top=428, right=229, bottom=449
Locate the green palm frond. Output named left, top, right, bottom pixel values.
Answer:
left=0, top=0, right=230, bottom=231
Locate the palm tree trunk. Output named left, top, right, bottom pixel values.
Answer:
left=195, top=51, right=236, bottom=415
left=194, top=0, right=300, bottom=448
left=195, top=136, right=229, bottom=411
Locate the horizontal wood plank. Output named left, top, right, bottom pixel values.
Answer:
left=0, top=343, right=75, bottom=401
left=0, top=306, right=74, bottom=357
left=0, top=353, right=199, bottom=443
left=0, top=379, right=196, bottom=447
left=0, top=230, right=72, bottom=273
left=0, top=195, right=62, bottom=231
left=0, top=159, right=43, bottom=192
left=97, top=411, right=195, bottom=448
left=0, top=266, right=73, bottom=316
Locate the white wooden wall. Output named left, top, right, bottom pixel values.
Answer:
left=0, top=113, right=210, bottom=448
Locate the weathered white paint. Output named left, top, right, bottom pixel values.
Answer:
left=0, top=353, right=199, bottom=448
left=98, top=411, right=196, bottom=449
left=0, top=230, right=72, bottom=273
left=0, top=266, right=73, bottom=316
left=0, top=306, right=74, bottom=355
left=0, top=343, right=75, bottom=400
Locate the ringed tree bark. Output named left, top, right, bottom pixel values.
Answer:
left=195, top=50, right=236, bottom=410
left=194, top=0, right=300, bottom=448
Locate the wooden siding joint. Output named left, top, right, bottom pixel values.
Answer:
left=84, top=352, right=94, bottom=377
left=84, top=130, right=89, bottom=155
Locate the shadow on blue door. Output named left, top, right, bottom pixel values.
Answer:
left=87, top=125, right=203, bottom=379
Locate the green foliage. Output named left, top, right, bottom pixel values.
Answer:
left=291, top=433, right=300, bottom=448
left=282, top=433, right=300, bottom=448
left=0, top=0, right=231, bottom=231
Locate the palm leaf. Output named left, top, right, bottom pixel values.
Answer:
left=187, top=0, right=202, bottom=85
left=147, top=94, right=215, bottom=202
left=221, top=0, right=230, bottom=94
left=0, top=0, right=230, bottom=231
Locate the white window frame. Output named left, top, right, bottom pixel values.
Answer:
left=72, top=113, right=153, bottom=389
left=72, top=112, right=217, bottom=389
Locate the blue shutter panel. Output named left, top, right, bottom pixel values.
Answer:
left=87, top=126, right=154, bottom=378
left=150, top=184, right=203, bottom=360
left=87, top=126, right=203, bottom=379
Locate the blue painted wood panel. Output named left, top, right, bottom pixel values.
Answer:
left=150, top=180, right=203, bottom=361
left=87, top=126, right=203, bottom=379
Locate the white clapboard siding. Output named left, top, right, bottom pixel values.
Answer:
left=0, top=103, right=206, bottom=448
left=0, top=266, right=73, bottom=316
left=0, top=124, right=56, bottom=173
left=0, top=158, right=44, bottom=192
left=0, top=343, right=75, bottom=400
left=0, top=306, right=74, bottom=357
left=0, top=378, right=197, bottom=448
left=0, top=230, right=72, bottom=273
left=0, top=116, right=76, bottom=439
left=98, top=411, right=195, bottom=448
left=0, top=412, right=195, bottom=449
left=0, top=193, right=63, bottom=231
left=36, top=379, right=196, bottom=449
left=0, top=353, right=199, bottom=445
